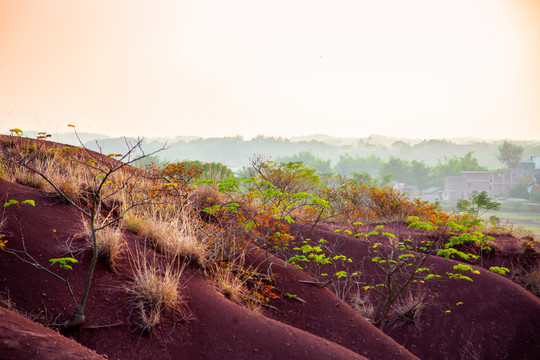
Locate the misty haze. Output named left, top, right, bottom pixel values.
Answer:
left=1, top=1, right=540, bottom=360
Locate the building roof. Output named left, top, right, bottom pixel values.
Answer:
left=422, top=186, right=441, bottom=194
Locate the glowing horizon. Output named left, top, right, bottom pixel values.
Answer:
left=1, top=0, right=539, bottom=141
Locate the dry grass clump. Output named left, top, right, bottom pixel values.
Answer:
left=103, top=165, right=158, bottom=205
left=242, top=298, right=263, bottom=314
left=350, top=290, right=426, bottom=326
left=0, top=136, right=159, bottom=210
left=207, top=257, right=276, bottom=315
left=0, top=145, right=87, bottom=202
left=0, top=213, right=7, bottom=255
left=0, top=154, right=14, bottom=183
left=0, top=289, right=19, bottom=313
left=197, top=221, right=249, bottom=265
left=210, top=263, right=247, bottom=303
left=122, top=211, right=146, bottom=234
left=123, top=207, right=206, bottom=266
left=79, top=218, right=126, bottom=271
left=2, top=135, right=207, bottom=267
left=0, top=209, right=6, bottom=234
left=125, top=252, right=185, bottom=332
left=9, top=167, right=45, bottom=189
left=390, top=292, right=426, bottom=325
left=519, top=264, right=540, bottom=297
left=189, top=185, right=223, bottom=211
left=199, top=227, right=266, bottom=313
left=350, top=292, right=375, bottom=322
left=38, top=154, right=86, bottom=202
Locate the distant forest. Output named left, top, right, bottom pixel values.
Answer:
left=32, top=132, right=540, bottom=190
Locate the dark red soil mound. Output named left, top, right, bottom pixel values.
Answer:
left=1, top=171, right=539, bottom=359
left=0, top=178, right=413, bottom=359
left=245, top=251, right=417, bottom=360
left=0, top=307, right=104, bottom=360
left=286, top=223, right=540, bottom=360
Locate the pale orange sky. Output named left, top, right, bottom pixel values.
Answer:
left=0, top=0, right=539, bottom=140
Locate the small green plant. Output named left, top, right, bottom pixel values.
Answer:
left=357, top=225, right=474, bottom=329
left=284, top=235, right=362, bottom=302
left=285, top=238, right=357, bottom=284
left=50, top=257, right=78, bottom=270
left=436, top=220, right=494, bottom=266
left=361, top=227, right=432, bottom=329
left=446, top=264, right=480, bottom=282
left=489, top=266, right=510, bottom=276
left=437, top=247, right=477, bottom=261
left=407, top=216, right=439, bottom=232
left=407, top=216, right=495, bottom=267
left=456, top=191, right=501, bottom=220
left=4, top=199, right=35, bottom=207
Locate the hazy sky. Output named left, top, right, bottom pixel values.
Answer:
left=1, top=0, right=539, bottom=140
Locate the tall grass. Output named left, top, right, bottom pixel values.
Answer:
left=125, top=250, right=186, bottom=332
left=78, top=217, right=126, bottom=271
left=122, top=205, right=206, bottom=266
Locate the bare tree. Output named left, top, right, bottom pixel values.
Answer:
left=2, top=128, right=167, bottom=329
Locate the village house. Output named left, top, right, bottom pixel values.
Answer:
left=439, top=156, right=540, bottom=202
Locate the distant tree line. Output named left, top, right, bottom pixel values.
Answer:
left=136, top=146, right=536, bottom=194
left=276, top=151, right=488, bottom=190
left=81, top=134, right=540, bottom=171
left=95, top=135, right=535, bottom=192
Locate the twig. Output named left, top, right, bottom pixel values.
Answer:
left=84, top=322, right=124, bottom=330
left=291, top=296, right=307, bottom=304
left=261, top=303, right=279, bottom=311
left=299, top=279, right=334, bottom=287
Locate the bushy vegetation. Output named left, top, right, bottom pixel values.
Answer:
left=0, top=129, right=538, bottom=336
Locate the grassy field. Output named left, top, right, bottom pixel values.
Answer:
left=440, top=201, right=540, bottom=239
left=481, top=210, right=540, bottom=239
